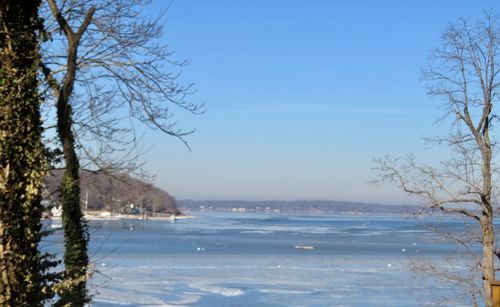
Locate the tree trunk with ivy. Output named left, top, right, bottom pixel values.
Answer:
left=55, top=96, right=89, bottom=306
left=41, top=2, right=94, bottom=305
left=0, top=0, right=52, bottom=304
left=53, top=33, right=90, bottom=307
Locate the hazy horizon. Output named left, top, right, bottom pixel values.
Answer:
left=177, top=197, right=418, bottom=206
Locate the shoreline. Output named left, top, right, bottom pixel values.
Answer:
left=48, top=213, right=193, bottom=221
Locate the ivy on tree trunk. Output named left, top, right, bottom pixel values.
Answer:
left=57, top=112, right=89, bottom=305
left=0, top=0, right=55, bottom=304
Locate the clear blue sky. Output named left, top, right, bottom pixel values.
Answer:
left=140, top=0, right=500, bottom=204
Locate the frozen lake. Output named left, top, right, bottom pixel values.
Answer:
left=44, top=211, right=476, bottom=306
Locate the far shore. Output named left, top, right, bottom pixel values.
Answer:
left=48, top=211, right=193, bottom=221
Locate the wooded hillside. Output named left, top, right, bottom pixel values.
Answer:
left=44, top=170, right=179, bottom=214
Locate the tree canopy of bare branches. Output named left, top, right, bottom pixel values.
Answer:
left=41, top=0, right=203, bottom=173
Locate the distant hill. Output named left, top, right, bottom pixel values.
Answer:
left=44, top=170, right=179, bottom=214
left=178, top=199, right=418, bottom=214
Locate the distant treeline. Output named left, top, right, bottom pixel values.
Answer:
left=178, top=200, right=419, bottom=214
left=44, top=170, right=179, bottom=214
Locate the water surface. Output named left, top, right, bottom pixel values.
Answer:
left=45, top=211, right=475, bottom=306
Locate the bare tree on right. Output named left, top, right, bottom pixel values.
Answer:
left=375, top=12, right=500, bottom=307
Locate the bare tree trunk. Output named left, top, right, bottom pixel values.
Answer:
left=482, top=216, right=495, bottom=307
left=480, top=90, right=494, bottom=307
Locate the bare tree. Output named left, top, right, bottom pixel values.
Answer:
left=374, top=12, right=500, bottom=306
left=39, top=0, right=202, bottom=304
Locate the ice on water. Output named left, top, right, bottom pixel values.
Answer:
left=47, top=212, right=474, bottom=306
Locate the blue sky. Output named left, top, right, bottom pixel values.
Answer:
left=140, top=0, right=500, bottom=204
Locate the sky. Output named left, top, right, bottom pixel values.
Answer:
left=137, top=0, right=500, bottom=204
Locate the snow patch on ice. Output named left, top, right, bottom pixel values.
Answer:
left=193, top=284, right=244, bottom=296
